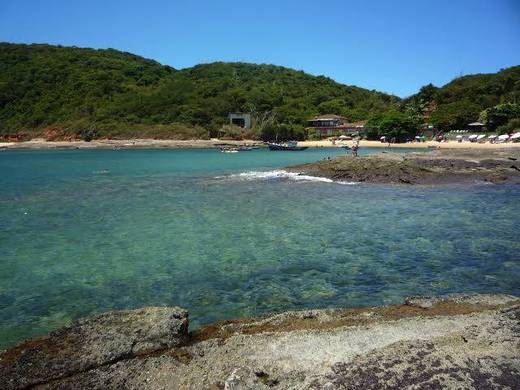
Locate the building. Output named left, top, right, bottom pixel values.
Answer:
left=228, top=113, right=252, bottom=129
left=307, top=114, right=365, bottom=138
left=468, top=121, right=485, bottom=132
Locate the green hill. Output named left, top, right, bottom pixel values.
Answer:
left=405, top=66, right=520, bottom=130
left=0, top=43, right=398, bottom=140
left=436, top=66, right=520, bottom=107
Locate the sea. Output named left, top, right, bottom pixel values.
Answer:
left=0, top=147, right=519, bottom=349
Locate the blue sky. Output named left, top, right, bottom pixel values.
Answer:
left=1, top=0, right=519, bottom=97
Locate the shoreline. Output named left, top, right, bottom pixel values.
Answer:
left=1, top=294, right=518, bottom=389
left=2, top=138, right=520, bottom=150
left=0, top=138, right=264, bottom=150
left=299, top=139, right=520, bottom=149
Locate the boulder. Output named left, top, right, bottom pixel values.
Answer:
left=0, top=307, right=188, bottom=389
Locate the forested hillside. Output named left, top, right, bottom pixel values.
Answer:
left=0, top=43, right=397, bottom=140
left=1, top=43, right=518, bottom=141
left=405, top=66, right=520, bottom=131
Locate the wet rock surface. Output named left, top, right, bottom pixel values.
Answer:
left=288, top=149, right=520, bottom=185
left=1, top=294, right=519, bottom=389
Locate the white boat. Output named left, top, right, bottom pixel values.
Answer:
left=267, top=141, right=308, bottom=151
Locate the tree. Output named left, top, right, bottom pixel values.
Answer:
left=479, top=103, right=520, bottom=131
left=317, top=98, right=345, bottom=115
left=365, top=111, right=421, bottom=141
left=416, top=83, right=438, bottom=103
left=495, top=118, right=520, bottom=135
left=430, top=100, right=481, bottom=130
left=260, top=121, right=305, bottom=141
left=251, top=110, right=277, bottom=137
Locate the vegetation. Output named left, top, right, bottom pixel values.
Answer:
left=406, top=66, right=520, bottom=132
left=365, top=110, right=422, bottom=141
left=479, top=103, right=520, bottom=132
left=1, top=43, right=519, bottom=141
left=430, top=100, right=481, bottom=130
left=434, top=67, right=520, bottom=108
left=0, top=43, right=397, bottom=140
left=495, top=118, right=520, bottom=135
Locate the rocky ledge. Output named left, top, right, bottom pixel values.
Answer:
left=1, top=294, right=519, bottom=389
left=288, top=149, right=520, bottom=185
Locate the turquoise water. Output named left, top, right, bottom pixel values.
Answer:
left=0, top=147, right=519, bottom=349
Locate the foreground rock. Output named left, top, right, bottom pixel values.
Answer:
left=0, top=307, right=188, bottom=389
left=1, top=294, right=519, bottom=389
left=288, top=149, right=520, bottom=185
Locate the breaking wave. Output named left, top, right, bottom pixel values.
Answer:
left=217, top=170, right=358, bottom=185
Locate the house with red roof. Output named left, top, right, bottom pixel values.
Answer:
left=307, top=114, right=365, bottom=138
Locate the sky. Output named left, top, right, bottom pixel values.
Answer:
left=1, top=0, right=519, bottom=97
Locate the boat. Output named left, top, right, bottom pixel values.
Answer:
left=221, top=147, right=239, bottom=153
left=267, top=141, right=308, bottom=151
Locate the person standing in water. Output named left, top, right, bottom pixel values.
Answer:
left=352, top=140, right=359, bottom=157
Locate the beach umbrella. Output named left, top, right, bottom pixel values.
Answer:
left=487, top=135, right=497, bottom=139
left=339, top=135, right=348, bottom=140
left=456, top=135, right=463, bottom=139
left=476, top=135, right=486, bottom=140
left=498, top=134, right=509, bottom=141
left=511, top=132, right=520, bottom=140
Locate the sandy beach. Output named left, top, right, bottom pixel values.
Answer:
left=0, top=138, right=265, bottom=150
left=299, top=139, right=520, bottom=149
left=1, top=138, right=520, bottom=150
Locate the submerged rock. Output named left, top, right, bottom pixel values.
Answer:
left=0, top=295, right=518, bottom=389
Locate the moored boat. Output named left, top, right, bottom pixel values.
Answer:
left=221, top=147, right=239, bottom=153
left=267, top=141, right=308, bottom=151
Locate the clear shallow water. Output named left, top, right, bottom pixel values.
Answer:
left=0, top=147, right=519, bottom=349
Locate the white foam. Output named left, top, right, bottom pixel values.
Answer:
left=220, top=170, right=358, bottom=185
